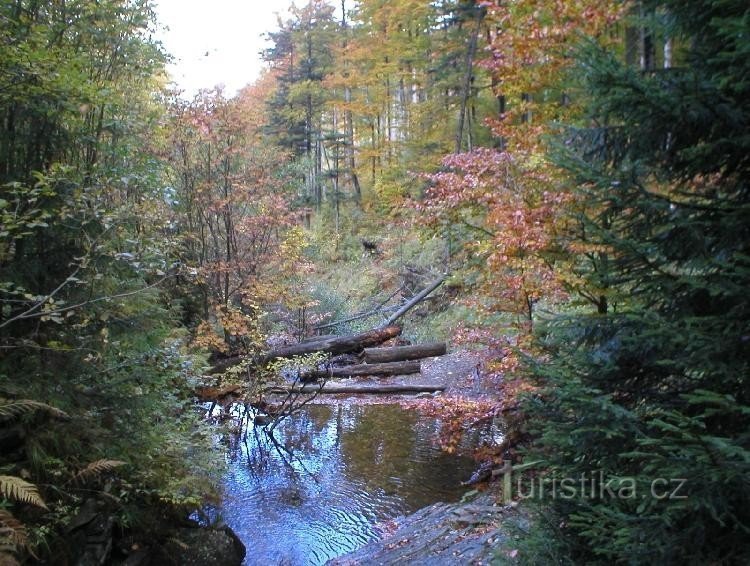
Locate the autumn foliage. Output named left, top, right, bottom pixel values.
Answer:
left=165, top=88, right=308, bottom=353
left=422, top=149, right=568, bottom=328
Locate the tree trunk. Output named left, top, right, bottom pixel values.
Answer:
left=302, top=333, right=338, bottom=342
left=266, top=382, right=444, bottom=395
left=664, top=37, right=673, bottom=69
left=209, top=325, right=402, bottom=374
left=455, top=7, right=484, bottom=153
left=265, top=325, right=402, bottom=360
left=302, top=360, right=421, bottom=380
left=363, top=342, right=446, bottom=363
left=379, top=276, right=445, bottom=328
left=313, top=304, right=398, bottom=331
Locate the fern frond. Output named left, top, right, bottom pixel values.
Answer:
left=0, top=476, right=47, bottom=509
left=166, top=536, right=190, bottom=551
left=71, top=459, right=126, bottom=485
left=0, top=509, right=28, bottom=553
left=0, top=399, right=68, bottom=421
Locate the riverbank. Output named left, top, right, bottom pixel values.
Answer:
left=201, top=347, right=513, bottom=564
left=319, top=352, right=516, bottom=565
left=330, top=490, right=524, bottom=565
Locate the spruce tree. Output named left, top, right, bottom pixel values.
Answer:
left=520, top=1, right=750, bottom=563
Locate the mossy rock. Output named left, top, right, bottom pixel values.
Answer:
left=158, top=526, right=245, bottom=566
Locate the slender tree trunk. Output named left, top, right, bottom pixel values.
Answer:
left=345, top=89, right=360, bottom=199
left=385, top=64, right=392, bottom=163
left=664, top=37, right=673, bottom=68
left=222, top=158, right=232, bottom=306
left=625, top=25, right=639, bottom=66
left=340, top=0, right=361, bottom=201
left=332, top=109, right=340, bottom=234
left=639, top=3, right=655, bottom=70
left=455, top=7, right=484, bottom=153
left=371, top=120, right=376, bottom=182
left=521, top=93, right=532, bottom=124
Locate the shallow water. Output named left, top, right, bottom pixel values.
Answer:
left=219, top=403, right=477, bottom=566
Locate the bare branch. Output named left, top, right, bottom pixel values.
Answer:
left=0, top=274, right=174, bottom=329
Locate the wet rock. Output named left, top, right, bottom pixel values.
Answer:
left=461, top=460, right=496, bottom=486
left=74, top=517, right=115, bottom=566
left=329, top=492, right=517, bottom=566
left=158, top=526, right=246, bottom=566
left=65, top=499, right=116, bottom=566
left=72, top=514, right=115, bottom=565
left=254, top=414, right=272, bottom=426
left=280, top=488, right=303, bottom=506
left=122, top=548, right=151, bottom=566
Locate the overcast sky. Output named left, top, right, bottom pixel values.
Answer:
left=154, top=0, right=292, bottom=97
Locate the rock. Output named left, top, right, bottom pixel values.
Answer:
left=254, top=414, right=271, bottom=426
left=461, top=460, right=496, bottom=486
left=279, top=488, right=303, bottom=506
left=159, top=526, right=245, bottom=566
left=329, top=492, right=515, bottom=566
left=0, top=425, right=26, bottom=456
left=66, top=499, right=100, bottom=533
left=122, top=548, right=151, bottom=566
left=73, top=514, right=115, bottom=566
left=67, top=499, right=115, bottom=566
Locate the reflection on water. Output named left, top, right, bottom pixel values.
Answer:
left=219, top=403, right=476, bottom=566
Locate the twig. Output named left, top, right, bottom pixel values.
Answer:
left=0, top=274, right=174, bottom=328
left=312, top=304, right=399, bottom=331
left=0, top=267, right=81, bottom=329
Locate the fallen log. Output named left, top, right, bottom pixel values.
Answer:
left=313, top=284, right=405, bottom=332
left=265, top=382, right=445, bottom=395
left=263, top=325, right=402, bottom=361
left=302, top=333, right=338, bottom=342
left=312, top=304, right=398, bottom=331
left=363, top=342, right=446, bottom=364
left=328, top=353, right=360, bottom=367
left=378, top=276, right=446, bottom=328
left=208, top=325, right=402, bottom=374
left=302, top=360, right=421, bottom=380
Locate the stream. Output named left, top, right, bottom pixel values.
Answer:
left=217, top=402, right=477, bottom=565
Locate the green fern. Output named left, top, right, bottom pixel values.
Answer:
left=0, top=476, right=47, bottom=509
left=0, top=399, right=68, bottom=422
left=71, top=459, right=126, bottom=485
left=0, top=551, right=21, bottom=566
left=0, top=509, right=28, bottom=555
left=166, top=536, right=190, bottom=551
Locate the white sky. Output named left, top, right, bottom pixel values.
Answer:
left=153, top=0, right=293, bottom=97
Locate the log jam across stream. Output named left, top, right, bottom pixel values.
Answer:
left=214, top=402, right=477, bottom=566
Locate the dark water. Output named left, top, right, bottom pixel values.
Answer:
left=219, top=403, right=476, bottom=566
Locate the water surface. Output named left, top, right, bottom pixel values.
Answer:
left=219, top=403, right=476, bottom=565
